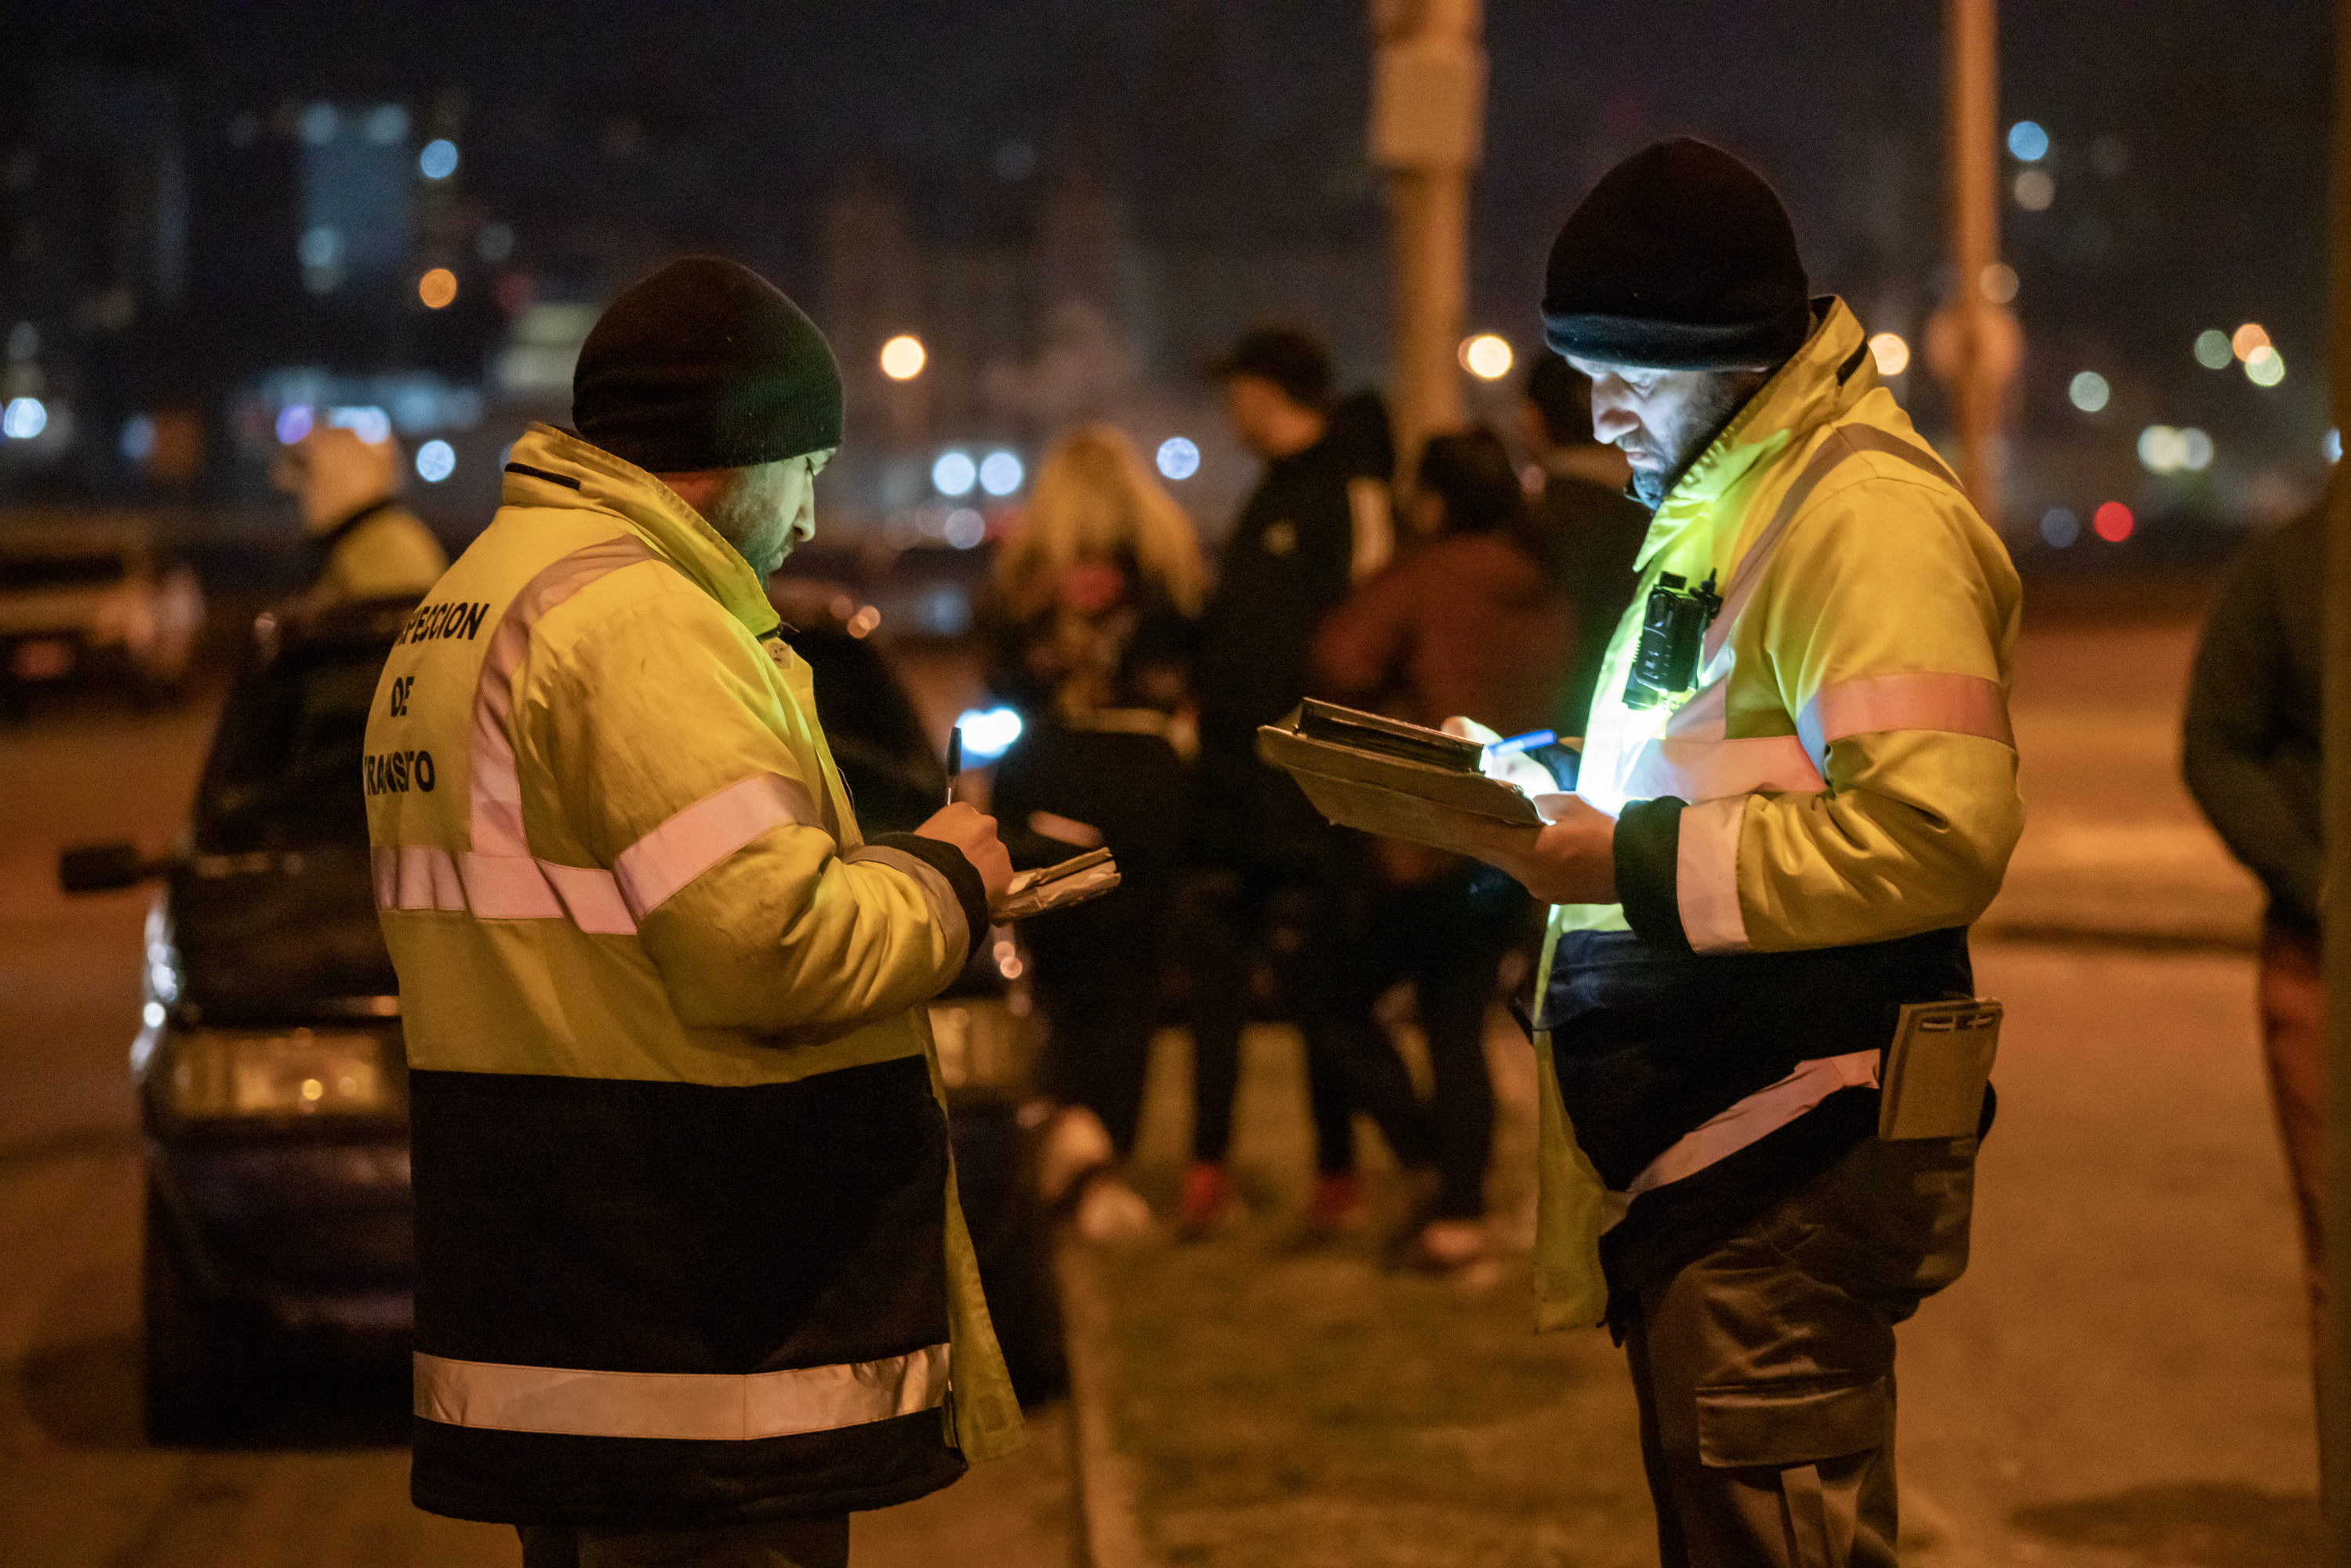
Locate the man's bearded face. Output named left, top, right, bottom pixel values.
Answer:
left=1567, top=358, right=1770, bottom=509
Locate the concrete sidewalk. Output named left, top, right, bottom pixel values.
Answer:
left=1058, top=608, right=2317, bottom=1568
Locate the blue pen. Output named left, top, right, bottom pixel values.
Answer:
left=1487, top=728, right=1557, bottom=757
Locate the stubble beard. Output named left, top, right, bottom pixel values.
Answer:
left=1626, top=370, right=1771, bottom=511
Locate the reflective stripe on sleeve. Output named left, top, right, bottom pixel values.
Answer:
left=1622, top=733, right=1825, bottom=805
left=1612, top=1049, right=1882, bottom=1217
left=613, top=773, right=819, bottom=923
left=843, top=844, right=971, bottom=969
left=1673, top=795, right=1750, bottom=953
left=412, top=1342, right=950, bottom=1442
left=1800, top=670, right=2015, bottom=757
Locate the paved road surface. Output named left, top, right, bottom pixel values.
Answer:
left=0, top=601, right=2311, bottom=1566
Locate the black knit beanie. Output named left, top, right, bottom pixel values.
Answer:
left=1540, top=138, right=1812, bottom=371
left=573, top=256, right=843, bottom=473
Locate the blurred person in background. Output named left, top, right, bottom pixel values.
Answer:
left=2182, top=485, right=2328, bottom=1392
left=1518, top=355, right=1650, bottom=737
left=1181, top=328, right=1395, bottom=1238
left=272, top=424, right=448, bottom=604
left=985, top=423, right=1202, bottom=1244
left=1310, top=426, right=1571, bottom=1270
left=1450, top=140, right=2021, bottom=1566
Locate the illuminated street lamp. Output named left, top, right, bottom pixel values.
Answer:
left=1458, top=333, right=1513, bottom=380
left=880, top=335, right=927, bottom=380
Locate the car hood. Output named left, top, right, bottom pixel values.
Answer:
left=169, top=847, right=398, bottom=1022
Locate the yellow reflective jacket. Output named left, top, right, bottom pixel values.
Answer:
left=315, top=502, right=449, bottom=603
left=1530, top=300, right=2023, bottom=1330
left=365, top=423, right=1023, bottom=1526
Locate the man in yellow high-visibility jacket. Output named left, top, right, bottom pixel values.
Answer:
left=1455, top=140, right=2022, bottom=1567
left=365, top=256, right=1023, bottom=1568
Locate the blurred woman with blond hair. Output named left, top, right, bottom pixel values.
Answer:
left=986, top=423, right=1201, bottom=1243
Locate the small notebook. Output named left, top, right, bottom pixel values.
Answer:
left=992, top=847, right=1121, bottom=923
left=1256, top=702, right=1545, bottom=854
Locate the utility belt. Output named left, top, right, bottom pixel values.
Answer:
left=1539, top=926, right=1986, bottom=1200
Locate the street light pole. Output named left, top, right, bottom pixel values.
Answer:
left=1368, top=0, right=1485, bottom=481
left=1925, top=0, right=2019, bottom=524
left=2322, top=1, right=2351, bottom=1552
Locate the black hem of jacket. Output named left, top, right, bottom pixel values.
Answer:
left=867, top=831, right=990, bottom=959
left=412, top=1409, right=965, bottom=1526
left=1612, top=796, right=1691, bottom=951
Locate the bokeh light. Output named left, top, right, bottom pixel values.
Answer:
left=1157, top=437, right=1201, bottom=480
left=2007, top=121, right=2050, bottom=162
left=2244, top=346, right=2285, bottom=387
left=275, top=405, right=314, bottom=445
left=1458, top=334, right=1513, bottom=379
left=2067, top=371, right=2109, bottom=413
left=2138, top=426, right=2186, bottom=474
left=2, top=397, right=47, bottom=440
left=329, top=405, right=391, bottom=445
left=979, top=450, right=1024, bottom=496
left=955, top=706, right=1025, bottom=764
left=2230, top=323, right=2271, bottom=361
left=1979, top=263, right=2019, bottom=305
left=2327, top=429, right=2342, bottom=464
left=2012, top=169, right=2054, bottom=211
left=418, top=267, right=458, bottom=309
left=416, top=440, right=456, bottom=482
left=419, top=139, right=460, bottom=180
left=932, top=451, right=976, bottom=496
left=2092, top=501, right=2135, bottom=543
left=2193, top=330, right=2234, bottom=370
left=2040, top=508, right=2080, bottom=548
left=879, top=335, right=926, bottom=380
left=1867, top=332, right=1910, bottom=376
left=943, top=508, right=986, bottom=549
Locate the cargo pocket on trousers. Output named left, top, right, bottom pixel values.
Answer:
left=1695, top=1375, right=1888, bottom=1469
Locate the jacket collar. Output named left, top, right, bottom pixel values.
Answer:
left=1635, top=298, right=1875, bottom=571
left=500, top=423, right=782, bottom=639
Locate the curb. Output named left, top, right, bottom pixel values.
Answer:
left=1056, top=1241, right=1157, bottom=1568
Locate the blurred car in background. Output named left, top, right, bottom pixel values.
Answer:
left=61, top=580, right=1059, bottom=1444
left=0, top=518, right=203, bottom=714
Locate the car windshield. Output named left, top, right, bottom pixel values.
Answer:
left=0, top=553, right=129, bottom=591
left=194, top=643, right=389, bottom=853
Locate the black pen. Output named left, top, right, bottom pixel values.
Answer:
left=944, top=724, right=962, bottom=804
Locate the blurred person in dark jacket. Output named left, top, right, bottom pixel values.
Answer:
left=986, top=425, right=1203, bottom=1244
left=2182, top=489, right=2327, bottom=1377
left=1311, top=427, right=1572, bottom=1269
left=1518, top=354, right=1649, bottom=737
left=1182, top=328, right=1395, bottom=1237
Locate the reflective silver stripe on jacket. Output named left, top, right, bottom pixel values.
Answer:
left=412, top=1342, right=950, bottom=1441
left=1602, top=1049, right=1882, bottom=1229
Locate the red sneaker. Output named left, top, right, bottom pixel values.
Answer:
left=1305, top=1171, right=1367, bottom=1235
left=1176, top=1161, right=1235, bottom=1240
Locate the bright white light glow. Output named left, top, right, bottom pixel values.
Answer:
left=2326, top=429, right=2342, bottom=464
left=1157, top=437, right=1201, bottom=481
left=1867, top=332, right=1910, bottom=376
left=2245, top=346, right=2286, bottom=387
left=276, top=405, right=314, bottom=445
left=1459, top=334, right=1513, bottom=379
left=2068, top=371, right=2109, bottom=413
left=2013, top=169, right=2054, bottom=211
left=932, top=451, right=976, bottom=496
left=329, top=405, right=392, bottom=445
left=880, top=335, right=926, bottom=379
left=2193, top=329, right=2233, bottom=369
left=419, top=139, right=460, bottom=180
left=416, top=439, right=456, bottom=482
left=979, top=450, right=1024, bottom=496
left=943, top=508, right=986, bottom=549
left=2008, top=120, right=2049, bottom=162
left=2040, top=508, right=2079, bottom=548
left=955, top=706, right=1026, bottom=764
left=1979, top=263, right=2019, bottom=305
left=144, top=1001, right=167, bottom=1029
left=2, top=397, right=45, bottom=439
left=2139, top=426, right=2211, bottom=474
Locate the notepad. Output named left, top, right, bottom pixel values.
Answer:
left=1256, top=702, right=1546, bottom=854
left=992, top=847, right=1121, bottom=923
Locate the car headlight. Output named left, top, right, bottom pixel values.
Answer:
left=168, top=1028, right=398, bottom=1120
